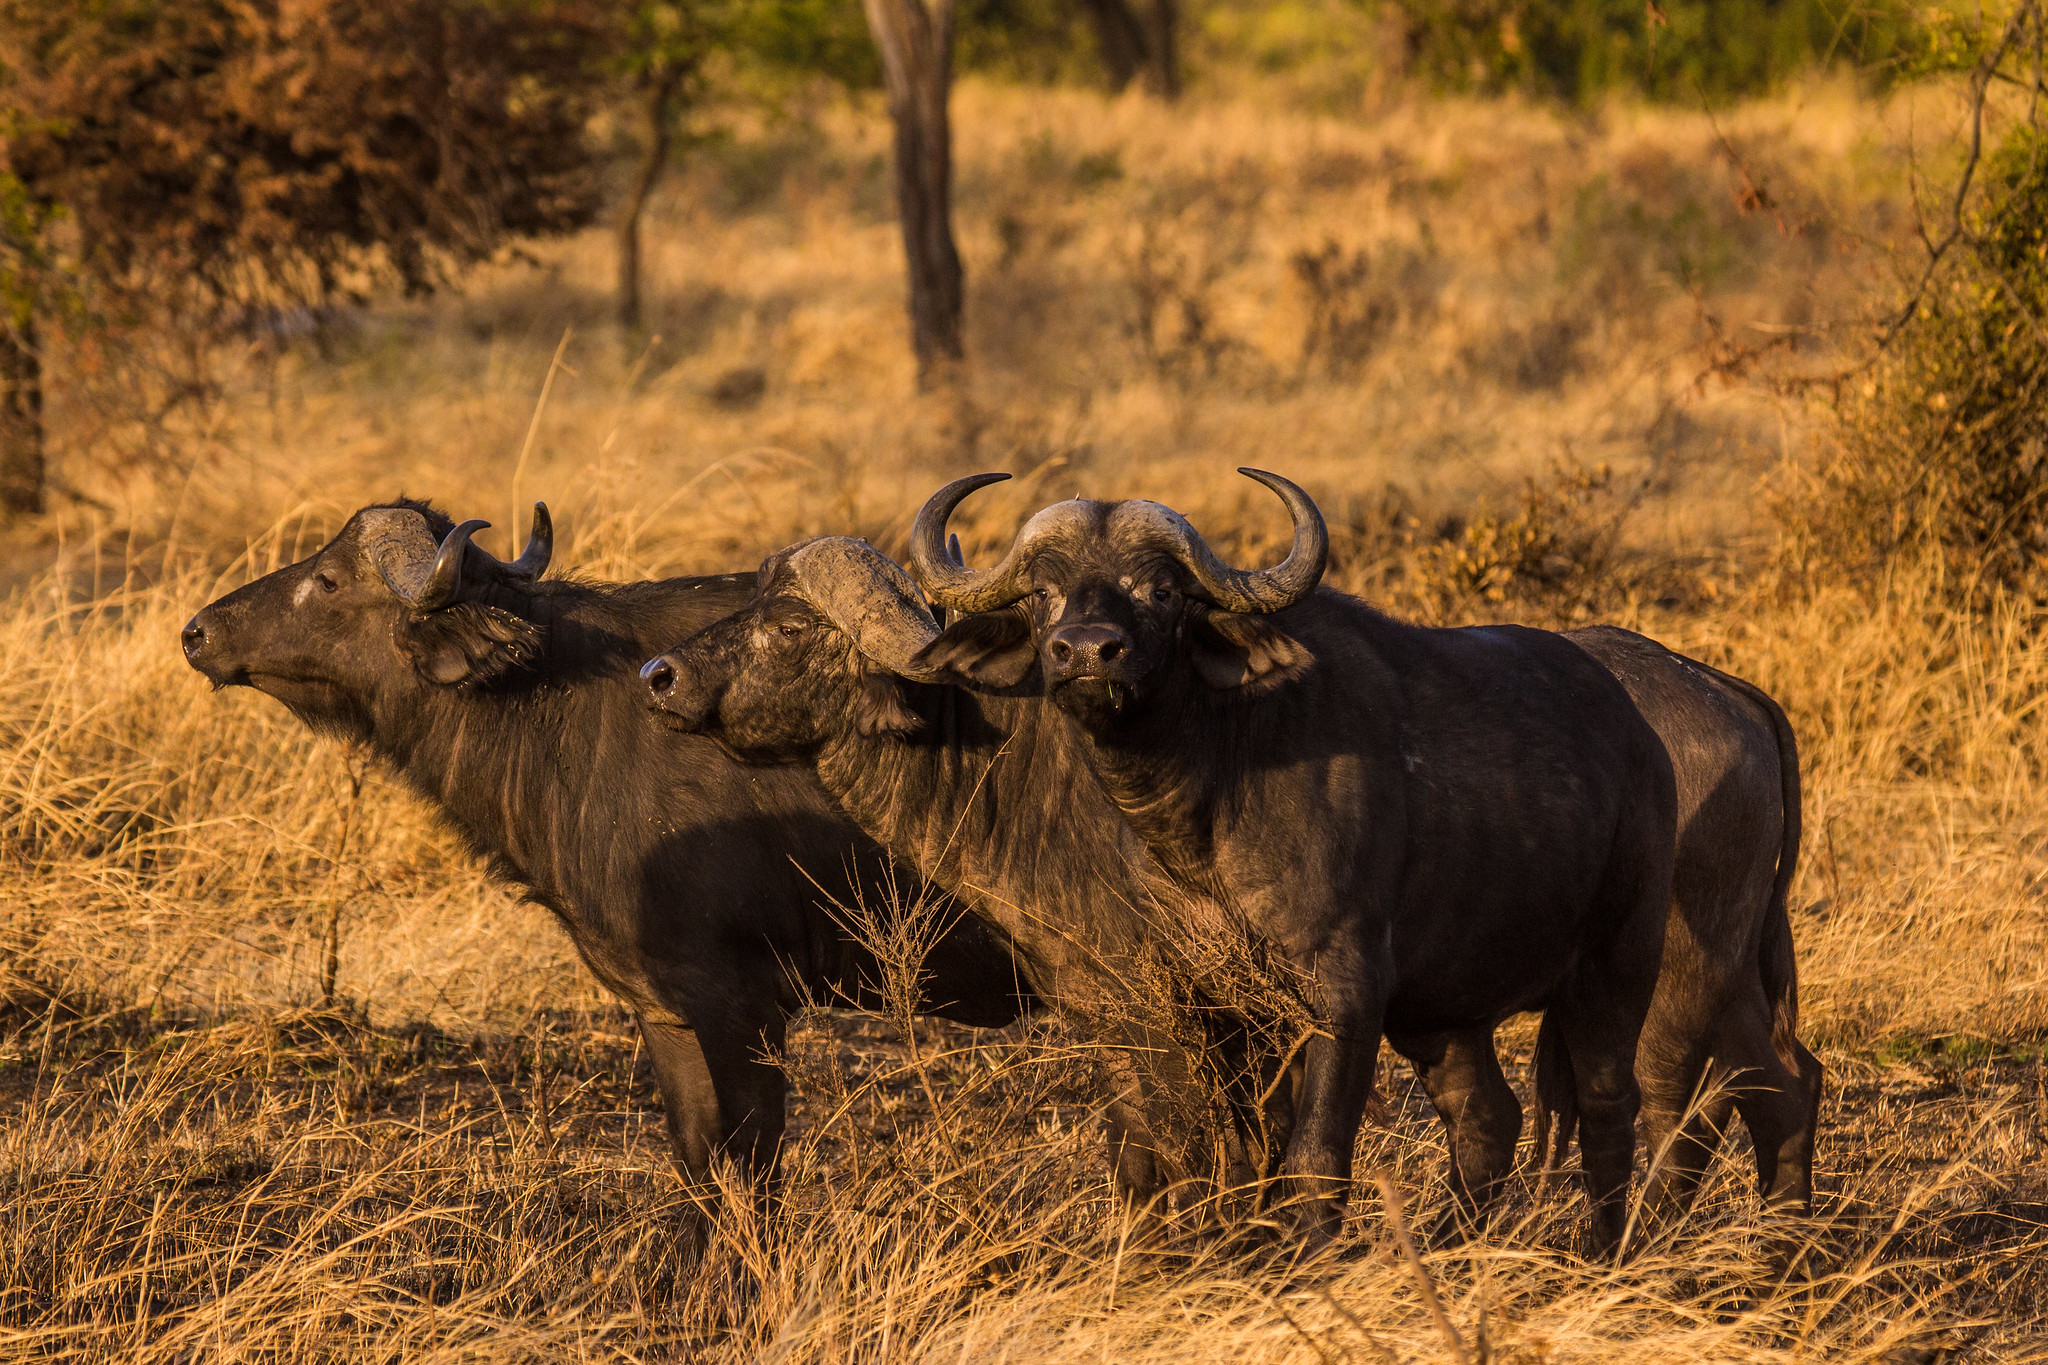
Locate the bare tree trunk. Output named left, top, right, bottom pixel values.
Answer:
left=1077, top=0, right=1147, bottom=91
left=1142, top=0, right=1180, bottom=99
left=619, top=70, right=684, bottom=336
left=862, top=0, right=964, bottom=389
left=0, top=315, right=43, bottom=518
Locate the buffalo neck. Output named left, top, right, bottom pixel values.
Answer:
left=811, top=688, right=1183, bottom=1001
left=814, top=682, right=1304, bottom=1189
left=1064, top=673, right=1267, bottom=897
left=363, top=579, right=735, bottom=917
left=1068, top=596, right=1410, bottom=910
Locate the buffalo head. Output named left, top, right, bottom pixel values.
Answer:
left=182, top=501, right=552, bottom=737
left=903, top=470, right=1325, bottom=733
left=642, top=537, right=1031, bottom=761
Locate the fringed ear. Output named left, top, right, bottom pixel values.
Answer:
left=853, top=661, right=924, bottom=738
left=1187, top=606, right=1314, bottom=694
left=909, top=608, right=1040, bottom=692
left=399, top=603, right=546, bottom=687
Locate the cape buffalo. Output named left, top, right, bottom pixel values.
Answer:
left=1354, top=628, right=1825, bottom=1231
left=1557, top=628, right=1822, bottom=1219
left=905, top=472, right=1678, bottom=1250
left=641, top=536, right=1303, bottom=1205
left=181, top=499, right=1032, bottom=1186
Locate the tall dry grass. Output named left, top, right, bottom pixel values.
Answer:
left=2, top=75, right=2045, bottom=1360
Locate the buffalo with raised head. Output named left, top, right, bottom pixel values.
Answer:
left=905, top=472, right=1679, bottom=1251
left=182, top=500, right=1033, bottom=1186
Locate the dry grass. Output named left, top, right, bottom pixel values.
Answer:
left=2, top=73, right=2046, bottom=1360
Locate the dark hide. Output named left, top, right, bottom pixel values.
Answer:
left=644, top=549, right=1299, bottom=1205
left=182, top=501, right=1033, bottom=1187
left=926, top=504, right=1678, bottom=1253
left=1554, top=627, right=1822, bottom=1221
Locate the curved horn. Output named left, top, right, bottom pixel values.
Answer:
left=415, top=519, right=489, bottom=611
left=1131, top=469, right=1327, bottom=614
left=784, top=538, right=943, bottom=676
left=505, top=502, right=552, bottom=579
left=908, top=473, right=1044, bottom=614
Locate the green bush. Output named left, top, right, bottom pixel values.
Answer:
left=1786, top=121, right=2048, bottom=602
left=727, top=0, right=881, bottom=88
left=1385, top=0, right=1919, bottom=102
left=957, top=0, right=1103, bottom=83
left=729, top=0, right=1101, bottom=91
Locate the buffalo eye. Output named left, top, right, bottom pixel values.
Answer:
left=316, top=572, right=339, bottom=594
left=1150, top=585, right=1174, bottom=604
left=778, top=622, right=803, bottom=638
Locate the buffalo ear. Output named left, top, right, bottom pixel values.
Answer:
left=399, top=604, right=545, bottom=687
left=853, top=662, right=924, bottom=738
left=909, top=608, right=1039, bottom=692
left=1187, top=606, right=1314, bottom=694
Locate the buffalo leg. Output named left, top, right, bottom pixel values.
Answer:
left=1549, top=896, right=1661, bottom=1258
left=1095, top=1049, right=1169, bottom=1209
left=1562, top=782, right=1671, bottom=1258
left=1635, top=986, right=1818, bottom=1230
left=1549, top=998, right=1644, bottom=1256
left=640, top=1018, right=723, bottom=1179
left=1790, top=1037, right=1825, bottom=1202
left=1282, top=945, right=1386, bottom=1242
left=1205, top=1012, right=1294, bottom=1199
left=1400, top=1026, right=1521, bottom=1234
left=1632, top=990, right=1728, bottom=1235
left=640, top=1011, right=789, bottom=1187
left=1636, top=1060, right=1737, bottom=1235
left=1095, top=1024, right=1259, bottom=1213
left=1713, top=993, right=1819, bottom=1213
left=1104, top=1104, right=1165, bottom=1205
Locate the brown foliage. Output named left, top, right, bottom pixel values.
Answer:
left=0, top=0, right=613, bottom=310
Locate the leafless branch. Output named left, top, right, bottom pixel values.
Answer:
left=1874, top=10, right=2031, bottom=354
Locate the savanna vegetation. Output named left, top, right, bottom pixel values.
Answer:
left=2, top=0, right=2047, bottom=1360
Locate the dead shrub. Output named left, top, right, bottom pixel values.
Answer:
left=1412, top=462, right=1635, bottom=623
left=1119, top=175, right=1264, bottom=391
left=811, top=847, right=1316, bottom=1209
left=1460, top=312, right=1586, bottom=390
left=1289, top=239, right=1434, bottom=380
left=1556, top=155, right=1761, bottom=302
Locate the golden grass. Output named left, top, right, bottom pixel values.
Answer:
left=2, top=74, right=2045, bottom=1360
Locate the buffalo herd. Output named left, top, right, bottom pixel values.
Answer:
left=185, top=470, right=1821, bottom=1255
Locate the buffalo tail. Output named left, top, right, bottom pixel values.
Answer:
left=1532, top=1012, right=1577, bottom=1181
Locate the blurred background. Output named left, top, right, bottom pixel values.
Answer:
left=0, top=0, right=2015, bottom=590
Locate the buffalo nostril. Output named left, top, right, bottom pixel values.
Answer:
left=1098, top=638, right=1122, bottom=661
left=1050, top=640, right=1072, bottom=663
left=181, top=620, right=207, bottom=656
left=641, top=658, right=677, bottom=697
